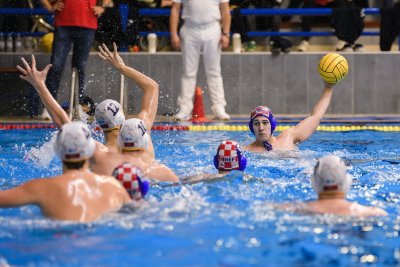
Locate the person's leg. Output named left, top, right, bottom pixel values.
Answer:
left=71, top=27, right=96, bottom=100
left=177, top=24, right=202, bottom=117
left=46, top=27, right=73, bottom=100
left=301, top=0, right=316, bottom=41
left=202, top=23, right=228, bottom=119
left=297, top=0, right=316, bottom=51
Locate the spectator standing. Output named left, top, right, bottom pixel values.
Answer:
left=37, top=0, right=111, bottom=119
left=296, top=0, right=365, bottom=52
left=170, top=0, right=231, bottom=121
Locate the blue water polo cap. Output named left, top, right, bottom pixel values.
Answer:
left=248, top=106, right=277, bottom=135
left=112, top=162, right=149, bottom=200
left=213, top=140, right=247, bottom=171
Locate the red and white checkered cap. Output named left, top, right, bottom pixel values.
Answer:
left=112, top=162, right=143, bottom=199
left=217, top=140, right=240, bottom=170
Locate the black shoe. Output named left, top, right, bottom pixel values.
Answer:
left=336, top=43, right=353, bottom=52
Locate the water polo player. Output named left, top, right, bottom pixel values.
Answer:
left=282, top=155, right=387, bottom=217
left=0, top=122, right=130, bottom=222
left=180, top=140, right=247, bottom=184
left=112, top=162, right=150, bottom=200
left=18, top=48, right=178, bottom=182
left=214, top=140, right=247, bottom=174
left=245, top=81, right=336, bottom=152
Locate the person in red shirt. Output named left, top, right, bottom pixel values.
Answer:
left=38, top=0, right=111, bottom=119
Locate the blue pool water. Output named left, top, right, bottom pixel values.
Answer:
left=0, top=127, right=399, bottom=266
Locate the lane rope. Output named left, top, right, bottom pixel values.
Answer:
left=1, top=123, right=400, bottom=132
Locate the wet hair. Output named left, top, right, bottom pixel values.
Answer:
left=79, top=96, right=96, bottom=116
left=63, top=160, right=86, bottom=170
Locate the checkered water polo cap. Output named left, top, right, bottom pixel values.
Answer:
left=118, top=118, right=150, bottom=151
left=312, top=155, right=352, bottom=194
left=214, top=140, right=247, bottom=171
left=95, top=99, right=125, bottom=131
left=54, top=121, right=95, bottom=162
left=249, top=106, right=277, bottom=135
left=112, top=162, right=149, bottom=200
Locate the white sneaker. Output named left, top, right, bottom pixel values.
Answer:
left=297, top=40, right=309, bottom=52
left=173, top=110, right=191, bottom=121
left=336, top=43, right=353, bottom=52
left=335, top=40, right=354, bottom=52
left=212, top=107, right=230, bottom=120
left=40, top=108, right=51, bottom=121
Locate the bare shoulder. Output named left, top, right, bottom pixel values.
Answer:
left=274, top=201, right=314, bottom=214
left=350, top=203, right=388, bottom=217
left=275, top=127, right=294, bottom=141
left=91, top=142, right=109, bottom=160
left=243, top=143, right=265, bottom=153
left=273, top=128, right=299, bottom=150
left=92, top=172, right=121, bottom=186
left=352, top=203, right=388, bottom=217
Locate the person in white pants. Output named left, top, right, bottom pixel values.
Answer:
left=170, top=0, right=231, bottom=120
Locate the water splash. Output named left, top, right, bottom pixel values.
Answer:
left=24, top=131, right=58, bottom=168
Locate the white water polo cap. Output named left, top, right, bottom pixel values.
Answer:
left=312, top=155, right=352, bottom=194
left=95, top=99, right=125, bottom=131
left=118, top=118, right=150, bottom=151
left=54, top=122, right=96, bottom=162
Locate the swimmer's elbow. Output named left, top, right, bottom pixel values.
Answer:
left=375, top=208, right=388, bottom=217
left=152, top=81, right=159, bottom=93
left=169, top=173, right=179, bottom=183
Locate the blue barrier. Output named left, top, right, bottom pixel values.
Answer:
left=0, top=7, right=381, bottom=16
left=0, top=8, right=48, bottom=15
left=0, top=32, right=45, bottom=37
left=239, top=7, right=380, bottom=15
left=137, top=7, right=381, bottom=16
left=140, top=30, right=380, bottom=37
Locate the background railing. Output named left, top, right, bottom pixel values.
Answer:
left=0, top=7, right=396, bottom=49
left=137, top=7, right=381, bottom=37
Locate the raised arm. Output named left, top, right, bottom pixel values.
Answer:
left=169, top=2, right=181, bottom=51
left=291, top=82, right=334, bottom=143
left=17, top=55, right=71, bottom=128
left=98, top=43, right=159, bottom=132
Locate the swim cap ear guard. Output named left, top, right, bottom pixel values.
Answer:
left=118, top=118, right=150, bottom=151
left=213, top=140, right=247, bottom=171
left=54, top=121, right=96, bottom=162
left=112, top=162, right=149, bottom=200
left=248, top=106, right=277, bottom=135
left=95, top=99, right=125, bottom=131
left=312, top=155, right=352, bottom=194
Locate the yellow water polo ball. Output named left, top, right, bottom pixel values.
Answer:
left=40, top=32, right=54, bottom=53
left=318, top=53, right=349, bottom=84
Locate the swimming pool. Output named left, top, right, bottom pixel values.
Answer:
left=0, top=126, right=399, bottom=266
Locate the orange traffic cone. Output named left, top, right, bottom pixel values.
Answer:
left=190, top=87, right=211, bottom=122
